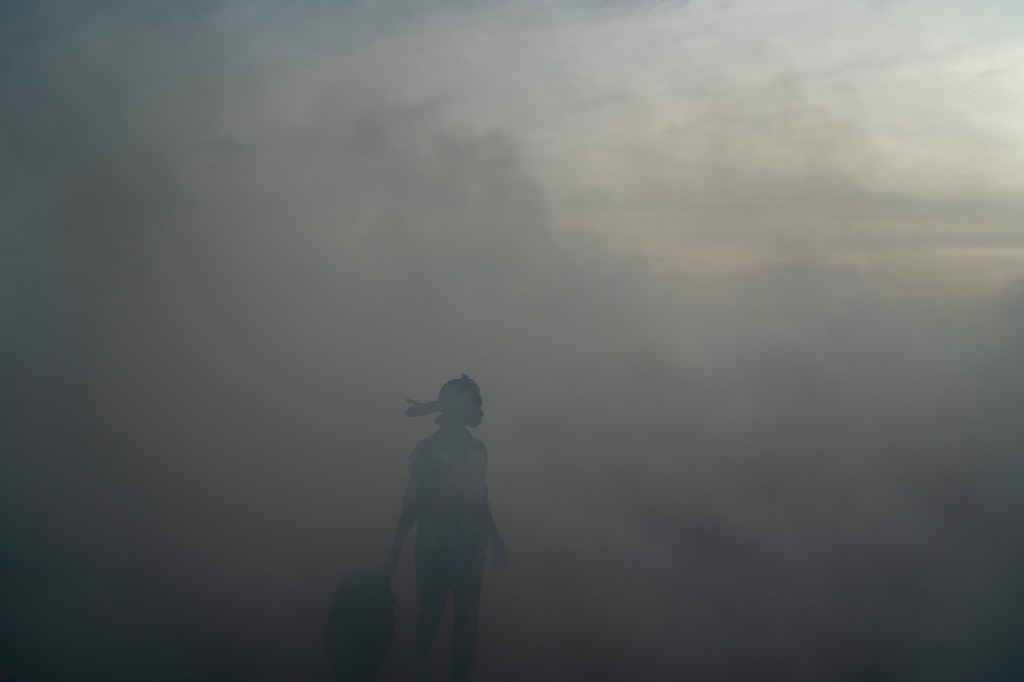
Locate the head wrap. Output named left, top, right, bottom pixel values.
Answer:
left=405, top=373, right=482, bottom=421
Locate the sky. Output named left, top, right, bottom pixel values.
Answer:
left=3, top=1, right=1024, bottom=680
left=289, top=0, right=1024, bottom=293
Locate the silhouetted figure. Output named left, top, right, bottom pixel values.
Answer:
left=326, top=569, right=398, bottom=682
left=381, top=374, right=509, bottom=682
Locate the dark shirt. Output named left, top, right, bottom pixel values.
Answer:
left=402, top=426, right=493, bottom=560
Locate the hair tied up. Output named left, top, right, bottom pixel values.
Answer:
left=405, top=398, right=441, bottom=418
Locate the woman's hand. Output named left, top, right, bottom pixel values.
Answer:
left=378, top=558, right=399, bottom=581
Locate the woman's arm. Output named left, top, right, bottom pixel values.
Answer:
left=486, top=512, right=509, bottom=571
left=379, top=443, right=425, bottom=579
left=380, top=510, right=415, bottom=579
left=480, top=447, right=509, bottom=571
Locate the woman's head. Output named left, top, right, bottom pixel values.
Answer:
left=405, top=373, right=484, bottom=427
left=436, top=374, right=483, bottom=427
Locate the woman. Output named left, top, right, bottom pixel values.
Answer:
left=381, top=374, right=509, bottom=681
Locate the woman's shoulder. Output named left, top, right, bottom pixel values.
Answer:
left=468, top=434, right=487, bottom=452
left=412, top=431, right=449, bottom=457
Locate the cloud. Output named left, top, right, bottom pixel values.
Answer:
left=319, top=0, right=1024, bottom=295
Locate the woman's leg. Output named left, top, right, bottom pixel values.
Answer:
left=449, top=556, right=486, bottom=682
left=414, top=556, right=450, bottom=676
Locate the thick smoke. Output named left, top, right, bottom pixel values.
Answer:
left=4, top=3, right=1024, bottom=681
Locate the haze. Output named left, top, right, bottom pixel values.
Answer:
left=4, top=1, right=1023, bottom=680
